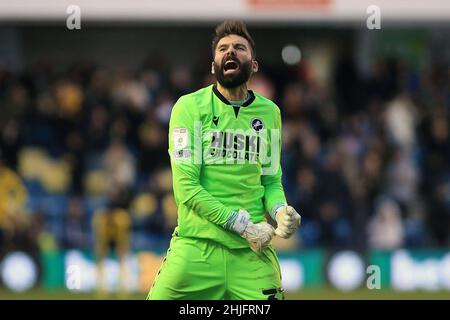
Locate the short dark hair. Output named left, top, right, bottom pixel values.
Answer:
left=211, top=20, right=256, bottom=58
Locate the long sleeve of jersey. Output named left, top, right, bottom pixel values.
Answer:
left=168, top=95, right=233, bottom=227
left=261, top=106, right=287, bottom=220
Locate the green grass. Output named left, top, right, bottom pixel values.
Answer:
left=1, top=288, right=449, bottom=300
left=287, top=288, right=450, bottom=300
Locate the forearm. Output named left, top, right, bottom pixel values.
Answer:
left=262, top=106, right=287, bottom=220
left=172, top=164, right=233, bottom=227
left=262, top=166, right=287, bottom=220
left=176, top=183, right=233, bottom=227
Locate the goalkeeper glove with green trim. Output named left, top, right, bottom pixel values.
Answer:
left=225, top=209, right=275, bottom=253
left=274, top=205, right=301, bottom=239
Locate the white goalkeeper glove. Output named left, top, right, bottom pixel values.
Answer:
left=225, top=209, right=275, bottom=253
left=274, top=205, right=301, bottom=239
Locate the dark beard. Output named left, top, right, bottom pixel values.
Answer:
left=214, top=59, right=252, bottom=89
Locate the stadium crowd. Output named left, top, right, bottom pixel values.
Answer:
left=0, top=51, right=449, bottom=255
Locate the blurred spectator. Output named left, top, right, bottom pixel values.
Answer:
left=282, top=82, right=304, bottom=120
left=84, top=105, right=111, bottom=154
left=103, top=139, right=136, bottom=190
left=111, top=68, right=149, bottom=113
left=0, top=154, right=29, bottom=250
left=293, top=164, right=319, bottom=221
left=420, top=113, right=450, bottom=192
left=368, top=197, right=405, bottom=250
left=61, top=196, right=89, bottom=250
left=315, top=150, right=353, bottom=248
left=154, top=92, right=175, bottom=125
left=384, top=92, right=418, bottom=150
left=169, top=65, right=194, bottom=97
left=92, top=185, right=132, bottom=295
left=138, top=115, right=168, bottom=178
left=64, top=131, right=86, bottom=195
left=54, top=79, right=83, bottom=119
left=0, top=118, right=22, bottom=169
left=425, top=180, right=450, bottom=247
left=84, top=68, right=112, bottom=108
left=385, top=148, right=420, bottom=210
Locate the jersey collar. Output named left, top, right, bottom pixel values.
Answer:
left=212, top=84, right=255, bottom=107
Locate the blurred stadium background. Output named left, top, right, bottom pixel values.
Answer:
left=0, top=0, right=449, bottom=299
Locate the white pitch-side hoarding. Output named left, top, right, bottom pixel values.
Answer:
left=0, top=0, right=449, bottom=22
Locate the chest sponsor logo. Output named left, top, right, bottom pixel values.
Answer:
left=172, top=121, right=280, bottom=175
left=204, top=129, right=267, bottom=163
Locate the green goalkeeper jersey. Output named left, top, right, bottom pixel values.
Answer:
left=168, top=84, right=286, bottom=249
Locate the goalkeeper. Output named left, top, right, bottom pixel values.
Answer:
left=147, top=20, right=301, bottom=300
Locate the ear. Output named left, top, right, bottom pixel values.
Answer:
left=211, top=61, right=215, bottom=75
left=252, top=60, right=259, bottom=73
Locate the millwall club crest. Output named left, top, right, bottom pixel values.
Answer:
left=251, top=118, right=264, bottom=132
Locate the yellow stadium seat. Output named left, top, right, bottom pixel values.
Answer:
left=131, top=193, right=157, bottom=218
left=84, top=170, right=109, bottom=196
left=18, top=147, right=49, bottom=180
left=40, top=159, right=71, bottom=193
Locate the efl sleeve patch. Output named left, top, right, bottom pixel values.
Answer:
left=173, top=128, right=189, bottom=149
left=172, top=149, right=192, bottom=159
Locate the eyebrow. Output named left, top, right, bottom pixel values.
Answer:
left=217, top=42, right=248, bottom=49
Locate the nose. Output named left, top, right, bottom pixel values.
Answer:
left=226, top=46, right=236, bottom=57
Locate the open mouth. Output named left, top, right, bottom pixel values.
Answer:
left=224, top=60, right=239, bottom=73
